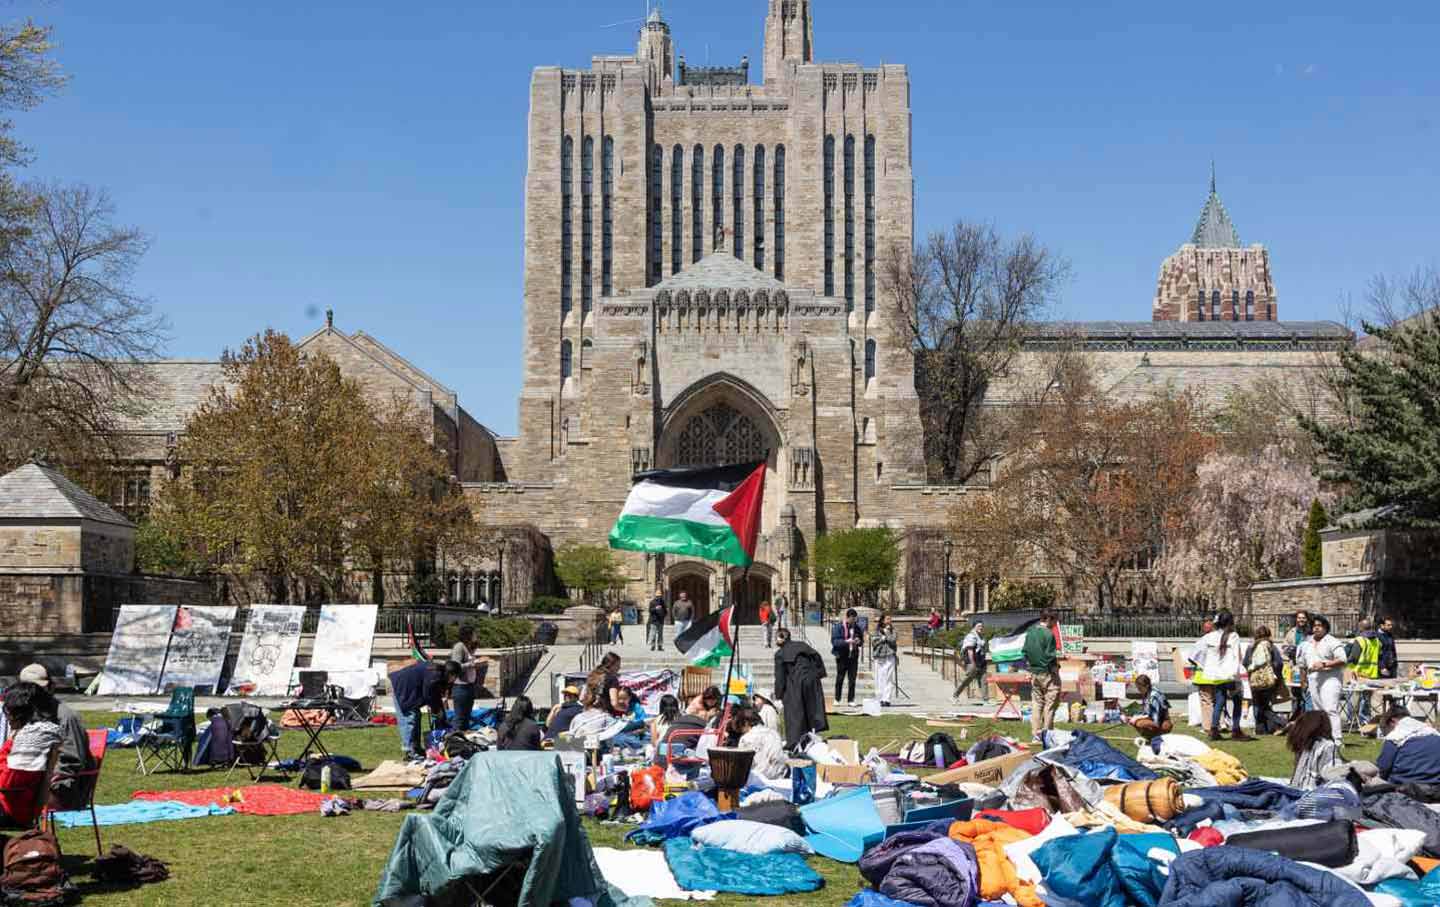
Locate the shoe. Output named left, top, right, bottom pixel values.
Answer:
left=1207, top=730, right=1222, bottom=741
left=1230, top=732, right=1255, bottom=742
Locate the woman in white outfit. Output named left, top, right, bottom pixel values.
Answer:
left=1299, top=614, right=1348, bottom=744
left=872, top=614, right=899, bottom=707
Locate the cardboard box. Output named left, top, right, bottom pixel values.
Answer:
left=817, top=763, right=873, bottom=785
left=925, top=750, right=1033, bottom=787
left=827, top=738, right=861, bottom=765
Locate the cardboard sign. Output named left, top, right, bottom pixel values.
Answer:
left=1061, top=625, right=1085, bottom=655
left=97, top=605, right=178, bottom=696
left=927, top=750, right=1033, bottom=787
left=228, top=605, right=305, bottom=696
left=1131, top=641, right=1160, bottom=680
left=311, top=604, right=378, bottom=671
left=159, top=606, right=237, bottom=693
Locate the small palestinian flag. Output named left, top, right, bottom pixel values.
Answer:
left=406, top=615, right=430, bottom=663
left=675, top=606, right=735, bottom=667
left=609, top=462, right=766, bottom=567
left=987, top=620, right=1039, bottom=664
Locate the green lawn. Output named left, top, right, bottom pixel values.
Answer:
left=57, top=711, right=1382, bottom=907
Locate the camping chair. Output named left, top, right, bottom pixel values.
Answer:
left=681, top=667, right=713, bottom=702
left=136, top=686, right=197, bottom=775
left=42, top=730, right=107, bottom=856
left=296, top=671, right=329, bottom=701
left=0, top=742, right=61, bottom=837
left=225, top=703, right=285, bottom=782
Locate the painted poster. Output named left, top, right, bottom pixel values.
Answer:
left=96, top=605, right=177, bottom=696
left=1131, top=640, right=1161, bottom=680
left=1061, top=624, right=1085, bottom=655
left=228, top=605, right=305, bottom=696
left=310, top=604, right=378, bottom=671
left=159, top=606, right=238, bottom=693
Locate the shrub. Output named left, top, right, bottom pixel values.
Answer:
left=527, top=595, right=573, bottom=615
left=434, top=617, right=535, bottom=649
left=990, top=580, right=1057, bottom=612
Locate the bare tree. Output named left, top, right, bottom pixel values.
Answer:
left=0, top=183, right=166, bottom=474
left=1365, top=266, right=1440, bottom=330
left=880, top=221, right=1070, bottom=484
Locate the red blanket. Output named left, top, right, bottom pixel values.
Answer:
left=133, top=784, right=327, bottom=816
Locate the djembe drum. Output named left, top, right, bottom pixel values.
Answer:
left=708, top=747, right=756, bottom=812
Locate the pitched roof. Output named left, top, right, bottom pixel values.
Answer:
left=1191, top=166, right=1241, bottom=249
left=653, top=249, right=790, bottom=292
left=0, top=463, right=134, bottom=527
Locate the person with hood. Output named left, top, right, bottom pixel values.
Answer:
left=774, top=627, right=828, bottom=749
left=752, top=691, right=781, bottom=733
left=1377, top=705, right=1440, bottom=786
left=496, top=696, right=543, bottom=751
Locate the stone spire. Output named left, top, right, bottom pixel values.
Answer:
left=637, top=2, right=674, bottom=91
left=1191, top=162, right=1241, bottom=248
left=764, top=0, right=814, bottom=85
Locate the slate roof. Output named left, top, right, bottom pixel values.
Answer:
left=653, top=250, right=791, bottom=292
left=0, top=462, right=134, bottom=527
left=116, top=361, right=229, bottom=433
left=1027, top=320, right=1353, bottom=341
left=1191, top=167, right=1242, bottom=248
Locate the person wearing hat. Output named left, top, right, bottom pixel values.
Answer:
left=545, top=685, right=584, bottom=739
left=17, top=664, right=92, bottom=810
left=752, top=691, right=781, bottom=734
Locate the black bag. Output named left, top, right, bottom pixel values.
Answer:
left=300, top=758, right=352, bottom=791
left=1, top=830, right=69, bottom=906
left=737, top=800, right=806, bottom=835
left=93, top=845, right=169, bottom=884
left=924, top=733, right=963, bottom=767
left=1228, top=818, right=1358, bottom=868
left=443, top=732, right=485, bottom=760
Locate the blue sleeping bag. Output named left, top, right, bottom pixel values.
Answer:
left=1055, top=730, right=1158, bottom=782
left=1032, top=828, right=1177, bottom=907
left=845, top=890, right=920, bottom=907
left=663, top=839, right=822, bottom=895
left=1157, top=847, right=1371, bottom=907
left=1373, top=871, right=1440, bottom=907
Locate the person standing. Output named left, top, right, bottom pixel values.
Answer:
left=774, top=627, right=828, bottom=750
left=608, top=606, right=624, bottom=644
left=831, top=608, right=864, bottom=705
left=448, top=626, right=486, bottom=733
left=1300, top=615, right=1348, bottom=745
left=952, top=621, right=988, bottom=703
left=1195, top=609, right=1251, bottom=742
left=1023, top=612, right=1062, bottom=744
left=759, top=601, right=775, bottom=648
left=1378, top=618, right=1399, bottom=680
left=872, top=614, right=898, bottom=707
left=646, top=589, right=668, bottom=652
left=672, top=591, right=693, bottom=639
left=1245, top=626, right=1283, bottom=735
left=1285, top=610, right=1312, bottom=713
left=775, top=596, right=788, bottom=630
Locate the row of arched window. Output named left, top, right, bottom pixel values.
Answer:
left=1195, top=289, right=1258, bottom=322
left=560, top=135, right=614, bottom=318
left=447, top=571, right=501, bottom=607
left=647, top=144, right=787, bottom=285
left=824, top=135, right=878, bottom=313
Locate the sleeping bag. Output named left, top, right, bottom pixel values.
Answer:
left=1157, top=846, right=1372, bottom=907
left=626, top=791, right=731, bottom=844
left=1053, top=730, right=1157, bottom=782
left=878, top=838, right=979, bottom=907
left=859, top=830, right=945, bottom=887
left=1362, top=790, right=1440, bottom=857
left=662, top=839, right=822, bottom=896
left=1031, top=828, right=1177, bottom=907
left=1226, top=819, right=1357, bottom=868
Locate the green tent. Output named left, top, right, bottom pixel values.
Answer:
left=373, top=751, right=649, bottom=907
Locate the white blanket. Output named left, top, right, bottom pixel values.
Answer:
left=594, top=847, right=716, bottom=901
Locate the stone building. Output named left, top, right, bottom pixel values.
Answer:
left=1153, top=169, right=1278, bottom=322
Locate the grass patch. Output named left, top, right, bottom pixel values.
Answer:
left=57, top=711, right=1381, bottom=907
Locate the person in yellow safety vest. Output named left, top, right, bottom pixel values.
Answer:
left=1351, top=618, right=1383, bottom=729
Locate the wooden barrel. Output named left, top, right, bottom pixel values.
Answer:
left=1103, top=778, right=1184, bottom=823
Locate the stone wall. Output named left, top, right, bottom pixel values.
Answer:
left=80, top=525, right=134, bottom=574
left=0, top=525, right=81, bottom=570
left=1153, top=245, right=1277, bottom=322
left=0, top=574, right=83, bottom=635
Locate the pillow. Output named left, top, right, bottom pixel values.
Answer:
left=692, top=819, right=814, bottom=855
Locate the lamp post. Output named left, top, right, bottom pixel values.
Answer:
left=943, top=538, right=955, bottom=630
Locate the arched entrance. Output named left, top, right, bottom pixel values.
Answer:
left=728, top=563, right=777, bottom=625
left=667, top=562, right=714, bottom=620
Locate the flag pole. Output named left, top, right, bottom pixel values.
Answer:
left=716, top=562, right=745, bottom=742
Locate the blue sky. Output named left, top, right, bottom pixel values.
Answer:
left=15, top=1, right=1439, bottom=434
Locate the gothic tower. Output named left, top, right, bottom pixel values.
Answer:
left=637, top=6, right=674, bottom=92
left=764, top=0, right=814, bottom=85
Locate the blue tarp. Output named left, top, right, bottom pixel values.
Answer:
left=51, top=800, right=235, bottom=827
left=626, top=791, right=732, bottom=845
left=663, top=839, right=822, bottom=895
left=1031, top=828, right=1177, bottom=907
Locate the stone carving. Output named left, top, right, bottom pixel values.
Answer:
left=790, top=446, right=815, bottom=488
left=792, top=338, right=810, bottom=397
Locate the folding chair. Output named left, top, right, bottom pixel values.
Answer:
left=681, top=667, right=713, bottom=702
left=43, top=730, right=107, bottom=856
left=225, top=703, right=285, bottom=782
left=296, top=671, right=329, bottom=701
left=136, top=686, right=196, bottom=775
left=0, top=742, right=61, bottom=836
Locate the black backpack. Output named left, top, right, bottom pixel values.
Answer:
left=300, top=758, right=351, bottom=791
left=924, top=732, right=963, bottom=767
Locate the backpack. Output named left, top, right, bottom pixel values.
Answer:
left=1, top=830, right=68, bottom=906
left=924, top=733, right=963, bottom=768
left=1344, top=639, right=1363, bottom=664
left=300, top=759, right=352, bottom=791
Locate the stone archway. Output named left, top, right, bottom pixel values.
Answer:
left=666, top=561, right=717, bottom=620
left=728, top=563, right=777, bottom=625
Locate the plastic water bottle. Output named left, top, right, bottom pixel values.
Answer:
left=320, top=764, right=332, bottom=794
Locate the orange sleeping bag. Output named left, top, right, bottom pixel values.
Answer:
left=948, top=818, right=1043, bottom=907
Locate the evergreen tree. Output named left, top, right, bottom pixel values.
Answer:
left=1301, top=314, right=1440, bottom=527
left=1301, top=499, right=1327, bottom=577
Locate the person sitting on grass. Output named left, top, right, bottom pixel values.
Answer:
left=687, top=686, right=723, bottom=727
left=1287, top=710, right=1342, bottom=791
left=0, top=683, right=62, bottom=828
left=1376, top=705, right=1440, bottom=786
left=728, top=705, right=787, bottom=781
left=545, top=685, right=583, bottom=739
left=496, top=696, right=543, bottom=752
left=1125, top=675, right=1172, bottom=740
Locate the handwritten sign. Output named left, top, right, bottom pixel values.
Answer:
left=229, top=605, right=305, bottom=696
left=159, top=606, right=237, bottom=693
left=1061, top=624, right=1085, bottom=655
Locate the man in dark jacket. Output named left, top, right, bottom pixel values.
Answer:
left=389, top=660, right=457, bottom=759
left=1377, top=705, right=1440, bottom=786
left=774, top=628, right=828, bottom=750
left=830, top=609, right=864, bottom=704
left=1378, top=618, right=1399, bottom=679
left=646, top=588, right=668, bottom=652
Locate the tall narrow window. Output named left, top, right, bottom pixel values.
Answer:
left=732, top=145, right=745, bottom=261
left=561, top=136, right=573, bottom=317
left=581, top=136, right=593, bottom=315
left=864, top=338, right=876, bottom=380
left=823, top=135, right=835, bottom=296
left=691, top=145, right=703, bottom=263
left=1196, top=289, right=1205, bottom=321
left=671, top=145, right=683, bottom=275
left=864, top=136, right=876, bottom=314
left=1231, top=289, right=1239, bottom=321
left=844, top=135, right=855, bottom=312
left=1210, top=290, right=1220, bottom=321
left=649, top=145, right=663, bottom=284
left=774, top=145, right=786, bottom=281
left=753, top=145, right=765, bottom=271
left=560, top=339, right=573, bottom=380
left=712, top=145, right=724, bottom=248
left=1245, top=290, right=1255, bottom=321
left=601, top=137, right=613, bottom=296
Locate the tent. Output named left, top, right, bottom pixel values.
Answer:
left=373, top=752, right=649, bottom=907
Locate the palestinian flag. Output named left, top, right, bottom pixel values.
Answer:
left=675, top=607, right=735, bottom=667
left=608, top=462, right=766, bottom=567
left=406, top=616, right=430, bottom=663
left=986, top=620, right=1039, bottom=664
